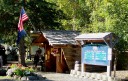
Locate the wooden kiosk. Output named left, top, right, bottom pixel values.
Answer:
left=31, top=30, right=81, bottom=73
left=75, top=32, right=118, bottom=76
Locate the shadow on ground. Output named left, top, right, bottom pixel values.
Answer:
left=122, top=79, right=128, bottom=81
left=0, top=79, right=54, bottom=81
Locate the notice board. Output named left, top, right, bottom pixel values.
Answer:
left=82, top=44, right=110, bottom=66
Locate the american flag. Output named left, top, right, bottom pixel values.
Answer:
left=17, top=7, right=28, bottom=44
left=18, top=7, right=28, bottom=32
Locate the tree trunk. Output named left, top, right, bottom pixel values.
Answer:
left=19, top=37, right=26, bottom=66
left=72, top=16, right=76, bottom=30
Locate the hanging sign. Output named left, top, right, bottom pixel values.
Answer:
left=51, top=48, right=59, bottom=56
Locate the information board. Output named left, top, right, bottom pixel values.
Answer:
left=82, top=44, right=110, bottom=66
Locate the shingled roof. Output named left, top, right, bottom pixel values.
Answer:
left=41, top=30, right=80, bottom=45
left=75, top=32, right=118, bottom=47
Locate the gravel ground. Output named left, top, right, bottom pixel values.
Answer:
left=100, top=70, right=128, bottom=80
left=0, top=72, right=97, bottom=81
left=0, top=71, right=128, bottom=81
left=36, top=72, right=97, bottom=81
left=37, top=71, right=128, bottom=81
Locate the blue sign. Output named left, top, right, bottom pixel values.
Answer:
left=82, top=44, right=110, bottom=66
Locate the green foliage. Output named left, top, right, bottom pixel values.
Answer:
left=0, top=0, right=19, bottom=45
left=116, top=52, right=128, bottom=69
left=0, top=76, right=12, bottom=79
left=25, top=67, right=34, bottom=73
left=47, top=0, right=90, bottom=31
left=1, top=0, right=128, bottom=69
left=26, top=0, right=67, bottom=30
left=14, top=68, right=24, bottom=77
left=83, top=0, right=128, bottom=69
left=14, top=67, right=35, bottom=77
left=9, top=64, right=35, bottom=77
left=0, top=0, right=67, bottom=45
left=10, top=64, right=17, bottom=69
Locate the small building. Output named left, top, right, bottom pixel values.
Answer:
left=31, top=30, right=81, bottom=73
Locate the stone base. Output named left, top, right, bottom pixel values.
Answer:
left=70, top=69, right=121, bottom=81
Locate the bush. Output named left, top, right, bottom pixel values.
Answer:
left=14, top=68, right=24, bottom=77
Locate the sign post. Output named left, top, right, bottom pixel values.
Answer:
left=107, top=47, right=112, bottom=76
left=81, top=63, right=84, bottom=73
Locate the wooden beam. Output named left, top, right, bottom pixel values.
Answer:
left=52, top=44, right=80, bottom=48
left=32, top=43, right=44, bottom=47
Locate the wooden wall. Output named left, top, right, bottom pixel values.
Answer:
left=62, top=46, right=81, bottom=70
left=44, top=45, right=81, bottom=73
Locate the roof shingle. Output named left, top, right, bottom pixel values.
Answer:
left=42, top=30, right=80, bottom=45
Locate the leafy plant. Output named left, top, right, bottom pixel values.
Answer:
left=14, top=67, right=35, bottom=77
left=10, top=64, right=18, bottom=69
left=7, top=64, right=35, bottom=77
left=14, top=68, right=24, bottom=77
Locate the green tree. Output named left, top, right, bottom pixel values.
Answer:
left=0, top=0, right=67, bottom=44
left=83, top=0, right=128, bottom=69
left=47, top=0, right=128, bottom=69
left=47, top=0, right=90, bottom=31
left=0, top=0, right=67, bottom=66
left=25, top=0, right=67, bottom=30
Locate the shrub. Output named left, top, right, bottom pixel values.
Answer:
left=10, top=64, right=18, bottom=68
left=6, top=64, right=35, bottom=77
left=14, top=68, right=24, bottom=77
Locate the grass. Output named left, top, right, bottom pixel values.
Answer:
left=0, top=76, right=17, bottom=81
left=0, top=76, right=12, bottom=79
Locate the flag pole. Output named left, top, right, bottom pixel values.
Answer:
left=18, top=0, right=28, bottom=66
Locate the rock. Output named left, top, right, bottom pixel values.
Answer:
left=21, top=76, right=27, bottom=81
left=27, top=76, right=39, bottom=80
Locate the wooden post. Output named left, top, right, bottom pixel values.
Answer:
left=107, top=62, right=111, bottom=76
left=81, top=63, right=85, bottom=73
left=113, top=54, right=117, bottom=77
left=107, top=48, right=112, bottom=76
